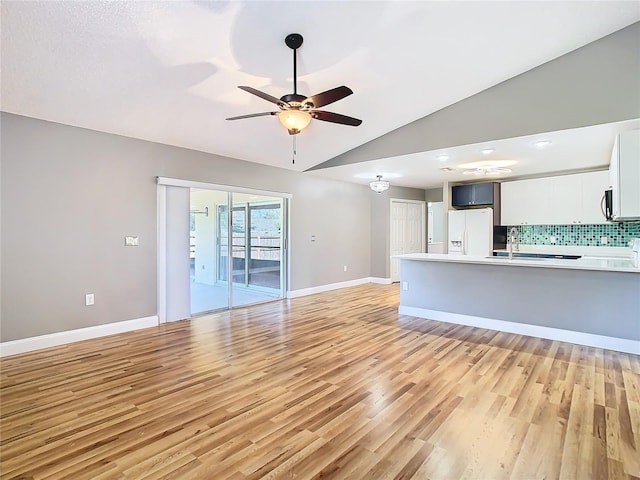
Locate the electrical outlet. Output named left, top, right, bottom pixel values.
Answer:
left=600, top=236, right=608, bottom=245
left=85, top=294, right=95, bottom=306
left=550, top=236, right=556, bottom=244
left=402, top=282, right=409, bottom=291
left=343, top=265, right=347, bottom=272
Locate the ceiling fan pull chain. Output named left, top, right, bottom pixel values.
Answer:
left=292, top=135, right=296, bottom=164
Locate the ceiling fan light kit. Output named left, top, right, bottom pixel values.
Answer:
left=278, top=110, right=312, bottom=134
left=227, top=33, right=362, bottom=136
left=370, top=175, right=390, bottom=194
left=463, top=167, right=512, bottom=176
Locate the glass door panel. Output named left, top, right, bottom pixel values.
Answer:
left=230, top=194, right=283, bottom=307
left=248, top=203, right=282, bottom=290
left=217, top=204, right=228, bottom=283
left=231, top=206, right=247, bottom=285
left=190, top=189, right=229, bottom=314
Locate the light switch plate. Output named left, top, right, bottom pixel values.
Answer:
left=85, top=293, right=95, bottom=306
left=125, top=236, right=139, bottom=246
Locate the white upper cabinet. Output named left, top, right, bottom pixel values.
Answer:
left=499, top=180, right=523, bottom=225
left=580, top=170, right=610, bottom=224
left=501, top=177, right=552, bottom=225
left=501, top=170, right=609, bottom=225
left=610, top=130, right=640, bottom=220
left=551, top=174, right=582, bottom=224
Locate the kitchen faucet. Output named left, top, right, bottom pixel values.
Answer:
left=508, top=226, right=520, bottom=259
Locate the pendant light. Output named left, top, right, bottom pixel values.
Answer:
left=369, top=175, right=390, bottom=194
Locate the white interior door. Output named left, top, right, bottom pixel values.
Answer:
left=406, top=203, right=424, bottom=253
left=390, top=199, right=426, bottom=282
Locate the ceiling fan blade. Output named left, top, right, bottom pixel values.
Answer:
left=238, top=86, right=287, bottom=107
left=312, top=110, right=362, bottom=126
left=305, top=86, right=353, bottom=108
left=226, top=112, right=278, bottom=121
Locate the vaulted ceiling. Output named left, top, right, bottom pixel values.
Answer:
left=2, top=1, right=639, bottom=188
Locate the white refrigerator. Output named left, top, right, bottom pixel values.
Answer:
left=448, top=208, right=493, bottom=256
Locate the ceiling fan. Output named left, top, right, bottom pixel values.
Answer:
left=226, top=33, right=362, bottom=135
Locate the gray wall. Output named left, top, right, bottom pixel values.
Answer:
left=428, top=202, right=445, bottom=244
left=1, top=113, right=421, bottom=342
left=311, top=22, right=640, bottom=170
left=424, top=187, right=444, bottom=203
left=369, top=187, right=427, bottom=279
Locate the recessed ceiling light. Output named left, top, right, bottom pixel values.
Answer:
left=534, top=140, right=552, bottom=148
left=437, top=154, right=449, bottom=162
left=480, top=148, right=495, bottom=155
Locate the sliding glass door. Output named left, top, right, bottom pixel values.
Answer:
left=190, top=189, right=285, bottom=315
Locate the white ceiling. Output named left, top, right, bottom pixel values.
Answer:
left=1, top=1, right=639, bottom=185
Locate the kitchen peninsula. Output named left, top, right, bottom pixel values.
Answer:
left=396, top=253, right=640, bottom=354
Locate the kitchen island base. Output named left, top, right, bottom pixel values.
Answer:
left=399, top=257, right=640, bottom=354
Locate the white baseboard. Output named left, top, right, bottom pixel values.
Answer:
left=288, top=278, right=373, bottom=299
left=0, top=316, right=158, bottom=358
left=398, top=306, right=640, bottom=355
left=288, top=277, right=395, bottom=298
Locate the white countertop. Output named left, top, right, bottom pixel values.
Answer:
left=395, top=252, right=640, bottom=273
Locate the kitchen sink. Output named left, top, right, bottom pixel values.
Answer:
left=492, top=252, right=582, bottom=260
left=486, top=256, right=547, bottom=261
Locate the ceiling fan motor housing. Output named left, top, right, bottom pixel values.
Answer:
left=285, top=33, right=304, bottom=50
left=280, top=93, right=308, bottom=106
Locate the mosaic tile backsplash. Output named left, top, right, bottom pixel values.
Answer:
left=505, top=223, right=640, bottom=247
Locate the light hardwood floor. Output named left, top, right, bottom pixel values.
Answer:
left=1, top=283, right=639, bottom=479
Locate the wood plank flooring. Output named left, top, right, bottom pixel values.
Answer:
left=1, top=283, right=639, bottom=479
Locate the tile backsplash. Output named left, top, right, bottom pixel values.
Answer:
left=505, top=223, right=640, bottom=247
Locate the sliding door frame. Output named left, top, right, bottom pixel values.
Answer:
left=157, top=177, right=292, bottom=324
